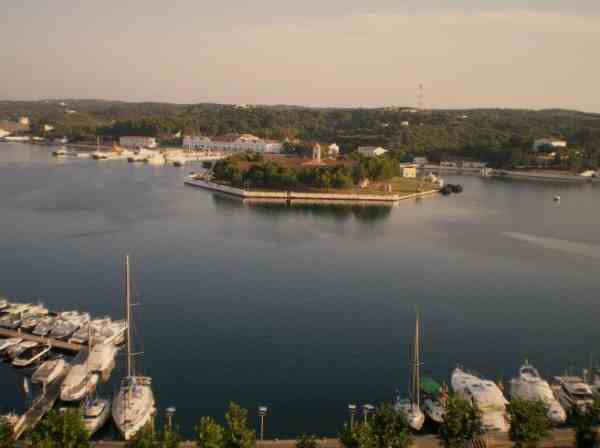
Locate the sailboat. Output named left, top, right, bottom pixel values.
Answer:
left=112, top=254, right=156, bottom=440
left=394, top=310, right=425, bottom=431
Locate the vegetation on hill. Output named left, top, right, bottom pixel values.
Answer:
left=2, top=100, right=600, bottom=168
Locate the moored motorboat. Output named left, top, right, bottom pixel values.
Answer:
left=12, top=344, right=51, bottom=367
left=421, top=377, right=447, bottom=424
left=60, top=363, right=99, bottom=401
left=69, top=317, right=112, bottom=345
left=87, top=342, right=118, bottom=374
left=6, top=341, right=38, bottom=360
left=0, top=298, right=8, bottom=310
left=452, top=367, right=509, bottom=432
left=33, top=316, right=56, bottom=336
left=0, top=338, right=23, bottom=354
left=83, top=397, right=111, bottom=435
left=552, top=376, right=594, bottom=413
left=509, top=361, right=566, bottom=424
left=32, top=358, right=68, bottom=384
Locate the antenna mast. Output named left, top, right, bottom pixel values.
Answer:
left=417, top=83, right=424, bottom=110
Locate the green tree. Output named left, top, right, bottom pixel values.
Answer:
left=438, top=395, right=484, bottom=448
left=224, top=403, right=256, bottom=448
left=507, top=398, right=550, bottom=448
left=158, top=424, right=182, bottom=448
left=573, top=396, right=600, bottom=448
left=196, top=416, right=225, bottom=448
left=127, top=423, right=155, bottom=448
left=29, top=409, right=90, bottom=448
left=296, top=434, right=319, bottom=448
left=339, top=403, right=411, bottom=448
left=0, top=419, right=13, bottom=448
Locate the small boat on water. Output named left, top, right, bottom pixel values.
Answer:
left=0, top=313, right=24, bottom=329
left=553, top=376, right=595, bottom=413
left=87, top=342, right=118, bottom=374
left=21, top=315, right=43, bottom=331
left=52, top=147, right=77, bottom=157
left=0, top=298, right=8, bottom=310
left=0, top=338, right=23, bottom=354
left=12, top=344, right=51, bottom=367
left=60, top=363, right=99, bottom=402
left=395, top=310, right=425, bottom=431
left=420, top=377, right=447, bottom=424
left=50, top=311, right=90, bottom=340
left=69, top=317, right=112, bottom=345
left=6, top=341, right=38, bottom=360
left=509, top=361, right=566, bottom=424
left=33, top=316, right=56, bottom=336
left=452, top=367, right=509, bottom=432
left=83, top=397, right=111, bottom=435
left=32, top=357, right=68, bottom=384
left=554, top=196, right=561, bottom=202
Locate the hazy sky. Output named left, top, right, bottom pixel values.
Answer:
left=1, top=1, right=599, bottom=111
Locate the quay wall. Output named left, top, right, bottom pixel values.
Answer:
left=494, top=170, right=600, bottom=183
left=185, top=179, right=438, bottom=202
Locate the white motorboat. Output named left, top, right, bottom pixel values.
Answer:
left=113, top=254, right=156, bottom=440
left=83, top=397, right=111, bottom=435
left=127, top=148, right=156, bottom=163
left=88, top=342, right=118, bottom=374
left=0, top=298, right=8, bottom=310
left=21, top=315, right=43, bottom=331
left=60, top=364, right=99, bottom=401
left=421, top=378, right=447, bottom=424
left=147, top=152, right=166, bottom=165
left=33, top=316, right=56, bottom=336
left=50, top=311, right=90, bottom=340
left=553, top=376, right=595, bottom=413
left=509, top=362, right=566, bottom=424
left=69, top=317, right=112, bottom=345
left=13, top=344, right=51, bottom=367
left=0, top=337, right=23, bottom=354
left=0, top=313, right=23, bottom=329
left=6, top=341, right=38, bottom=360
left=3, top=303, right=32, bottom=315
left=452, top=368, right=510, bottom=432
left=32, top=358, right=68, bottom=384
left=100, top=319, right=127, bottom=345
left=394, top=310, right=425, bottom=431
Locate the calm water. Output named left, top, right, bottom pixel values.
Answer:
left=1, top=143, right=599, bottom=438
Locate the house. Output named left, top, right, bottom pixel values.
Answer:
left=326, top=143, right=340, bottom=157
left=533, top=138, right=567, bottom=152
left=0, top=120, right=20, bottom=137
left=183, top=135, right=211, bottom=149
left=119, top=136, right=158, bottom=148
left=401, top=121, right=410, bottom=127
left=190, top=134, right=282, bottom=153
left=413, top=157, right=428, bottom=166
left=399, top=163, right=417, bottom=178
left=357, top=146, right=388, bottom=157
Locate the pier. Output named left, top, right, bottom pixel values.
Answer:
left=0, top=327, right=83, bottom=352
left=12, top=366, right=70, bottom=439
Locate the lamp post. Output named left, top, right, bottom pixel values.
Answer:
left=165, top=406, right=176, bottom=431
left=258, top=406, right=268, bottom=441
left=362, top=404, right=374, bottom=423
left=348, top=404, right=357, bottom=429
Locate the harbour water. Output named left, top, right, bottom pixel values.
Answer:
left=1, top=143, right=600, bottom=438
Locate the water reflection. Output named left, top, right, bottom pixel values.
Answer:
left=211, top=193, right=394, bottom=222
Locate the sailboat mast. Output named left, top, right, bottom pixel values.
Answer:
left=414, top=310, right=420, bottom=407
left=125, top=254, right=132, bottom=378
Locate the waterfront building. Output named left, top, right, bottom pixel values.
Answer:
left=358, top=146, right=388, bottom=157
left=183, top=135, right=211, bottom=150
left=190, top=133, right=282, bottom=153
left=413, top=157, right=428, bottom=166
left=533, top=138, right=567, bottom=152
left=399, top=163, right=417, bottom=178
left=119, top=136, right=158, bottom=149
left=440, top=157, right=487, bottom=169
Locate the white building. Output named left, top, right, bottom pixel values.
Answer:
left=413, top=157, right=428, bottom=166
left=191, top=133, right=282, bottom=153
left=357, top=146, right=388, bottom=157
left=119, top=136, right=158, bottom=148
left=533, top=138, right=567, bottom=152
left=327, top=143, right=340, bottom=157
left=19, top=117, right=30, bottom=126
left=440, top=158, right=487, bottom=169
left=399, top=163, right=417, bottom=178
left=401, top=121, right=410, bottom=127
left=183, top=135, right=211, bottom=149
left=44, top=124, right=55, bottom=132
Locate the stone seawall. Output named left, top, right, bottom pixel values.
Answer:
left=184, top=179, right=438, bottom=203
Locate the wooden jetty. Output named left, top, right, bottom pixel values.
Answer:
left=0, top=328, right=82, bottom=352
left=12, top=366, right=71, bottom=440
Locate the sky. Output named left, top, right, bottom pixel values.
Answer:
left=1, top=0, right=600, bottom=111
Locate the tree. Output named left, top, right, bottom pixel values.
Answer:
left=438, top=395, right=484, bottom=448
left=224, top=403, right=256, bottom=448
left=0, top=419, right=13, bottom=448
left=507, top=398, right=550, bottom=448
left=158, top=424, right=182, bottom=448
left=196, top=416, right=225, bottom=448
left=573, top=396, right=600, bottom=448
left=339, top=403, right=411, bottom=448
left=127, top=423, right=155, bottom=448
left=296, top=434, right=319, bottom=448
left=29, top=409, right=90, bottom=448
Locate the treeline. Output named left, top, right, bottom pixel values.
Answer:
left=3, top=100, right=600, bottom=168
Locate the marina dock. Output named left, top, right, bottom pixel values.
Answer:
left=0, top=328, right=83, bottom=352
left=12, top=366, right=70, bottom=439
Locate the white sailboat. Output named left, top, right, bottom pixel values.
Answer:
left=451, top=368, right=509, bottom=432
left=112, top=254, right=156, bottom=440
left=395, top=310, right=425, bottom=431
left=509, top=361, right=566, bottom=424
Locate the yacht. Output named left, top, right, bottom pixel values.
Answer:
left=83, top=397, right=111, bottom=435
left=451, top=368, right=510, bottom=432
left=509, top=362, right=566, bottom=424
left=69, top=317, right=112, bottom=345
left=33, top=316, right=56, bottom=336
left=112, top=254, right=156, bottom=440
left=50, top=311, right=90, bottom=340
left=553, top=376, right=595, bottom=413
left=0, top=298, right=8, bottom=310
left=0, top=337, right=23, bottom=354
left=127, top=148, right=156, bottom=163
left=0, top=313, right=24, bottom=329
left=87, top=342, right=118, bottom=374
left=421, top=377, right=447, bottom=424
left=13, top=344, right=51, bottom=367
left=6, top=341, right=38, bottom=360
left=21, top=315, right=43, bottom=331
left=32, top=357, right=68, bottom=384
left=3, top=302, right=32, bottom=316
left=60, top=363, right=99, bottom=401
left=394, top=310, right=425, bottom=431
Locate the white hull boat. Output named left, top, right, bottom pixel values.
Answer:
left=510, top=362, right=566, bottom=424
left=33, top=316, right=56, bottom=336
left=553, top=376, right=595, bottom=413
left=452, top=368, right=510, bottom=432
left=421, top=378, right=447, bottom=424
left=0, top=337, right=23, bottom=354
left=83, top=397, right=111, bottom=435
left=87, top=342, right=118, bottom=374
left=13, top=345, right=51, bottom=367
left=32, top=358, right=68, bottom=384
left=60, top=364, right=99, bottom=401
left=6, top=341, right=38, bottom=360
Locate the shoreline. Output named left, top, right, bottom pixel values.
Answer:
left=184, top=178, right=440, bottom=203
